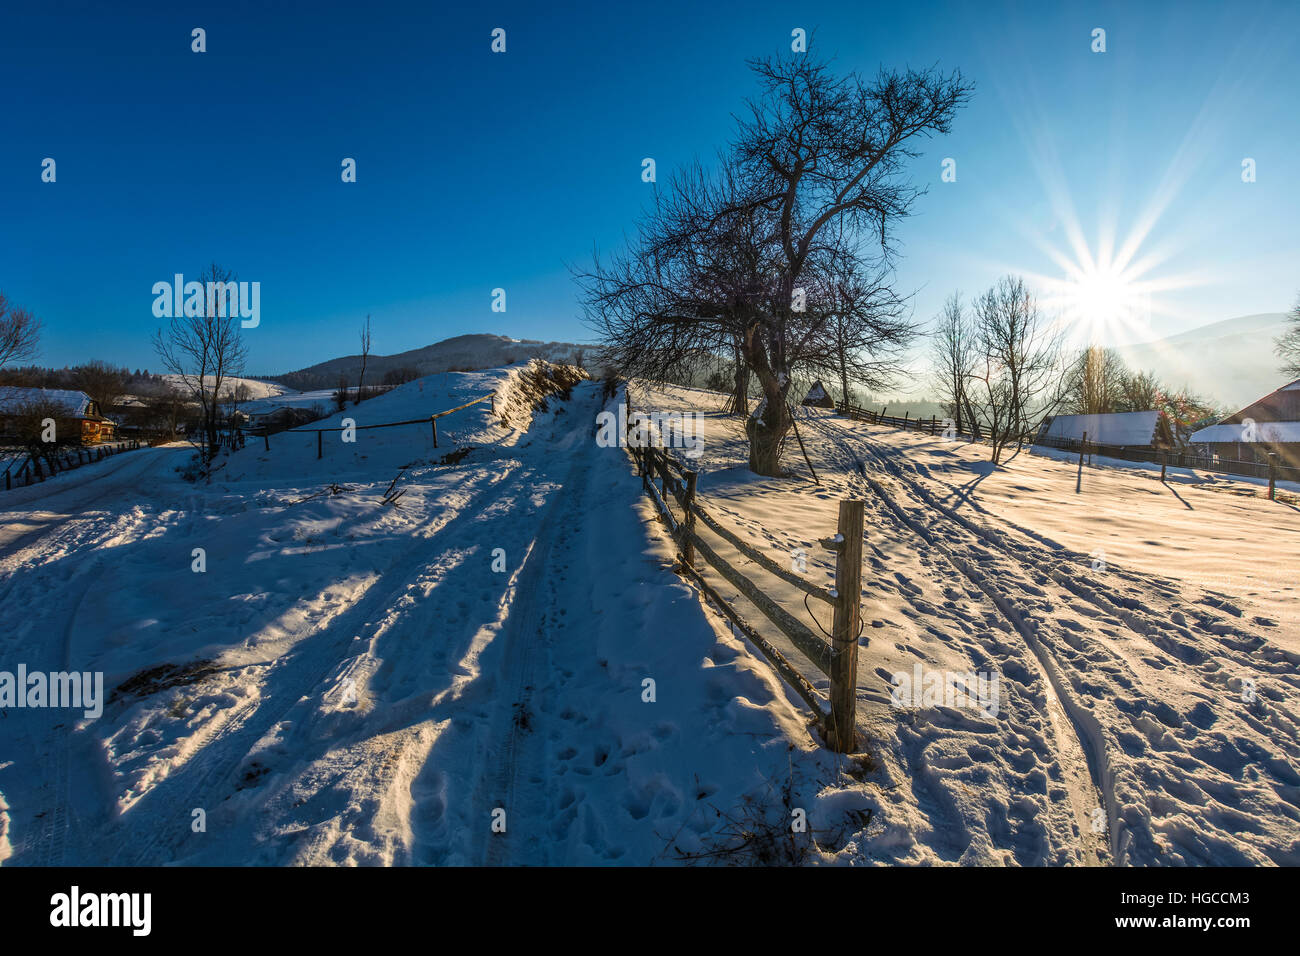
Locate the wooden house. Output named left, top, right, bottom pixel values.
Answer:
left=1190, top=378, right=1300, bottom=468
left=0, top=387, right=116, bottom=444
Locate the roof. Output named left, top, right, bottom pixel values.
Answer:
left=1039, top=410, right=1166, bottom=446
left=0, top=387, right=99, bottom=418
left=1219, top=378, right=1300, bottom=425
left=1191, top=422, right=1300, bottom=443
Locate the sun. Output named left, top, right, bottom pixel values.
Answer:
left=1061, top=264, right=1148, bottom=343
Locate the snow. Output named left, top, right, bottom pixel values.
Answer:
left=0, top=387, right=97, bottom=417
left=1040, top=411, right=1163, bottom=446
left=4, top=367, right=1296, bottom=867
left=162, top=374, right=292, bottom=401
left=1192, top=422, right=1300, bottom=443
left=0, top=366, right=859, bottom=866
left=630, top=383, right=1300, bottom=865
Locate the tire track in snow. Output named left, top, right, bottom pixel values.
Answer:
left=804, top=417, right=1111, bottom=865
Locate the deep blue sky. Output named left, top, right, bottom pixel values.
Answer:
left=3, top=0, right=1297, bottom=374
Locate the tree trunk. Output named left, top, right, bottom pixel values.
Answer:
left=729, top=350, right=749, bottom=416
left=745, top=377, right=791, bottom=476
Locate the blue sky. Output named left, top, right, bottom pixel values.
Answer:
left=2, top=0, right=1297, bottom=374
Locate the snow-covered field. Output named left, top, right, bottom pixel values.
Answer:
left=0, top=367, right=860, bottom=866
left=2, top=370, right=1295, bottom=867
left=631, top=383, right=1300, bottom=865
left=162, top=374, right=293, bottom=401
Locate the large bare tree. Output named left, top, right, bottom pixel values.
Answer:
left=582, top=55, right=971, bottom=475
left=152, top=263, right=249, bottom=462
left=0, top=292, right=41, bottom=369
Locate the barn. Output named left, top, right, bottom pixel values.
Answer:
left=1190, top=378, right=1300, bottom=469
left=1036, top=410, right=1173, bottom=451
left=0, top=387, right=117, bottom=444
left=802, top=380, right=835, bottom=408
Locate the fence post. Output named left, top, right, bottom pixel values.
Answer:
left=317, top=430, right=323, bottom=460
left=682, top=471, right=697, bottom=568
left=828, top=500, right=864, bottom=753
left=1268, top=453, right=1278, bottom=501
left=903, top=410, right=909, bottom=430
left=431, top=417, right=439, bottom=448
left=263, top=431, right=270, bottom=452
left=640, top=446, right=649, bottom=491
left=490, top=393, right=496, bottom=414
left=1160, top=451, right=1167, bottom=483
left=1076, top=431, right=1088, bottom=494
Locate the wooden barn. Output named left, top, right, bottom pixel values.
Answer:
left=1036, top=410, right=1173, bottom=451
left=1190, top=378, right=1300, bottom=469
left=802, top=381, right=835, bottom=408
left=0, top=387, right=117, bottom=444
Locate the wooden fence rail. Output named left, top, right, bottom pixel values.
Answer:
left=2, top=439, right=145, bottom=492
left=249, top=392, right=498, bottom=459
left=625, top=394, right=863, bottom=752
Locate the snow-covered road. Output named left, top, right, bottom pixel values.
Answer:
left=0, top=368, right=849, bottom=866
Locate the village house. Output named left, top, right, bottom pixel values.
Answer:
left=0, top=387, right=117, bottom=444
left=1190, top=378, right=1300, bottom=469
left=1035, top=409, right=1174, bottom=451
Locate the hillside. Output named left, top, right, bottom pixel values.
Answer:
left=1113, top=312, right=1290, bottom=411
left=269, top=333, right=594, bottom=391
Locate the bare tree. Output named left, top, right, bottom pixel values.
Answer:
left=582, top=55, right=970, bottom=474
left=152, top=263, right=249, bottom=462
left=1277, top=294, right=1300, bottom=379
left=356, top=314, right=372, bottom=404
left=969, top=276, right=1067, bottom=464
left=1064, top=345, right=1126, bottom=415
left=930, top=293, right=977, bottom=433
left=0, top=292, right=41, bottom=369
left=72, top=360, right=128, bottom=416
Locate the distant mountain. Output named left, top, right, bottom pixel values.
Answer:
left=1113, top=313, right=1291, bottom=412
left=269, top=334, right=595, bottom=391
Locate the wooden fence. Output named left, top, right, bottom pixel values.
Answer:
left=625, top=395, right=864, bottom=752
left=248, top=392, right=498, bottom=458
left=2, top=439, right=146, bottom=491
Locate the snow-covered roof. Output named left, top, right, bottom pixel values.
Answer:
left=1040, top=410, right=1165, bottom=446
left=0, top=386, right=98, bottom=418
left=1191, top=422, right=1300, bottom=443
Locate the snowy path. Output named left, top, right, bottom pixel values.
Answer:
left=1, top=371, right=844, bottom=866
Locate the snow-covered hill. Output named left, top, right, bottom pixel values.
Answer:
left=272, top=333, right=595, bottom=392
left=1114, top=313, right=1290, bottom=411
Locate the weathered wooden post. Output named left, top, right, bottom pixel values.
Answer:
left=828, top=500, right=864, bottom=753
left=263, top=431, right=270, bottom=452
left=431, top=416, right=439, bottom=448
left=903, top=410, right=909, bottom=430
left=317, top=430, right=323, bottom=460
left=1076, top=431, right=1087, bottom=494
left=490, top=392, right=496, bottom=414
left=1160, top=451, right=1168, bottom=483
left=682, top=471, right=698, bottom=568
left=1268, top=452, right=1278, bottom=501
left=640, top=446, right=649, bottom=491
